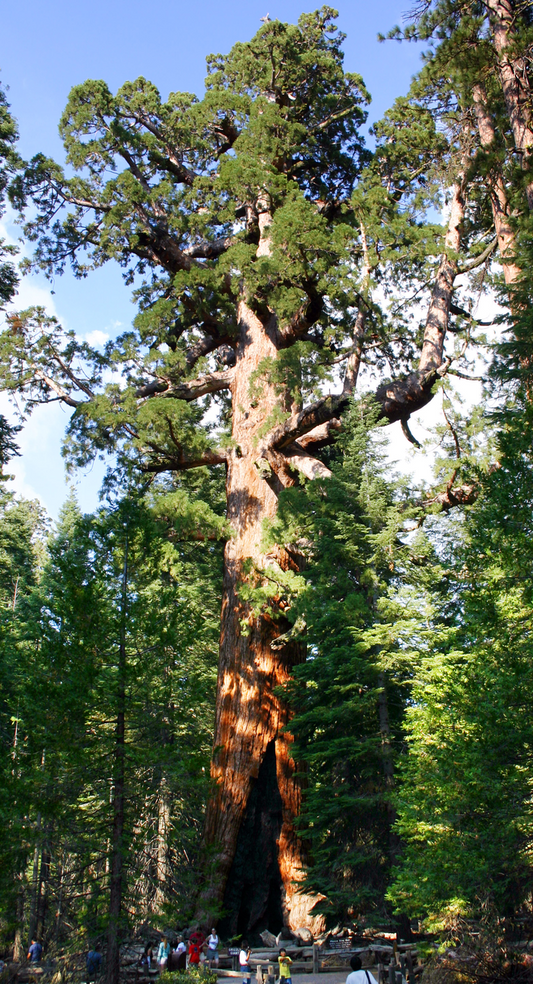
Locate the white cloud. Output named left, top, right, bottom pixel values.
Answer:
left=11, top=278, right=59, bottom=316
left=84, top=329, right=110, bottom=347
left=0, top=215, right=59, bottom=318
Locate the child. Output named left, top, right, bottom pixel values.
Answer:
left=278, top=949, right=293, bottom=984
left=188, top=938, right=201, bottom=967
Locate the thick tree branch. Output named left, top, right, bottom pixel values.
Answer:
left=185, top=334, right=234, bottom=372
left=141, top=448, right=228, bottom=473
left=32, top=369, right=83, bottom=408
left=375, top=167, right=466, bottom=422
left=283, top=443, right=332, bottom=480
left=136, top=367, right=234, bottom=401
left=182, top=236, right=235, bottom=259
left=267, top=169, right=467, bottom=451
left=268, top=394, right=348, bottom=451
left=457, top=236, right=498, bottom=273
left=416, top=482, right=478, bottom=515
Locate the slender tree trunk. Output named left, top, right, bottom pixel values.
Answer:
left=106, top=539, right=128, bottom=984
left=106, top=698, right=125, bottom=984
left=13, top=882, right=24, bottom=962
left=472, top=82, right=522, bottom=284
left=377, top=672, right=399, bottom=854
left=154, top=777, right=170, bottom=913
left=486, top=0, right=533, bottom=210
left=28, top=812, right=42, bottom=943
left=36, top=844, right=51, bottom=940
left=377, top=672, right=411, bottom=943
left=343, top=222, right=370, bottom=395
left=54, top=854, right=63, bottom=945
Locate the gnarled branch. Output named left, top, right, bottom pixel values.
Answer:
left=142, top=448, right=228, bottom=473
left=136, top=367, right=234, bottom=401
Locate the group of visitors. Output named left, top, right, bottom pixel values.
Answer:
left=239, top=943, right=378, bottom=984
left=147, top=928, right=220, bottom=975
left=26, top=933, right=377, bottom=984
left=239, top=943, right=293, bottom=984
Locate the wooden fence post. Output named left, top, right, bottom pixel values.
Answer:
left=312, top=946, right=319, bottom=975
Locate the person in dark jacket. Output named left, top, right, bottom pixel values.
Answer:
left=28, top=941, right=42, bottom=964
left=86, top=944, right=102, bottom=981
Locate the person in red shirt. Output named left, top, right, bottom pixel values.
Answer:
left=188, top=939, right=201, bottom=966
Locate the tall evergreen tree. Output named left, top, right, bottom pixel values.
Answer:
left=0, top=439, right=48, bottom=954
left=0, top=9, right=505, bottom=928
left=265, top=410, right=407, bottom=927
left=388, top=399, right=533, bottom=921
left=1, top=475, right=223, bottom=971
left=0, top=81, right=19, bottom=306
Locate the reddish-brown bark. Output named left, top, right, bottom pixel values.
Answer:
left=198, top=295, right=322, bottom=933
left=486, top=0, right=533, bottom=210
left=195, top=175, right=471, bottom=933
left=472, top=82, right=522, bottom=285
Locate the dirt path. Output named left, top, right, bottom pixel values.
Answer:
left=219, top=975, right=348, bottom=984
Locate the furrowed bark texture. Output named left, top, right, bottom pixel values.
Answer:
left=472, top=82, right=522, bottom=284
left=198, top=186, right=468, bottom=934
left=486, top=0, right=533, bottom=210
left=198, top=295, right=321, bottom=936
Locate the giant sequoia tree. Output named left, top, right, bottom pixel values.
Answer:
left=1, top=7, right=509, bottom=931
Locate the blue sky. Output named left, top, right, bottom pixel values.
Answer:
left=1, top=0, right=429, bottom=520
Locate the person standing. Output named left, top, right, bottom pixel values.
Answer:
left=278, top=949, right=292, bottom=984
left=158, top=938, right=170, bottom=973
left=346, top=956, right=378, bottom=984
left=188, top=937, right=202, bottom=968
left=175, top=938, right=187, bottom=972
left=239, top=941, right=251, bottom=984
left=139, top=943, right=153, bottom=974
left=27, top=941, right=42, bottom=964
left=86, top=944, right=102, bottom=981
left=207, top=929, right=219, bottom=969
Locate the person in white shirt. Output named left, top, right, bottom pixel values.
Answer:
left=346, top=955, right=378, bottom=984
left=207, top=929, right=219, bottom=968
left=239, top=941, right=251, bottom=984
left=175, top=938, right=187, bottom=972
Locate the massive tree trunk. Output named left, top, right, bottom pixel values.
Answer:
left=198, top=291, right=321, bottom=936
left=197, top=175, right=469, bottom=933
